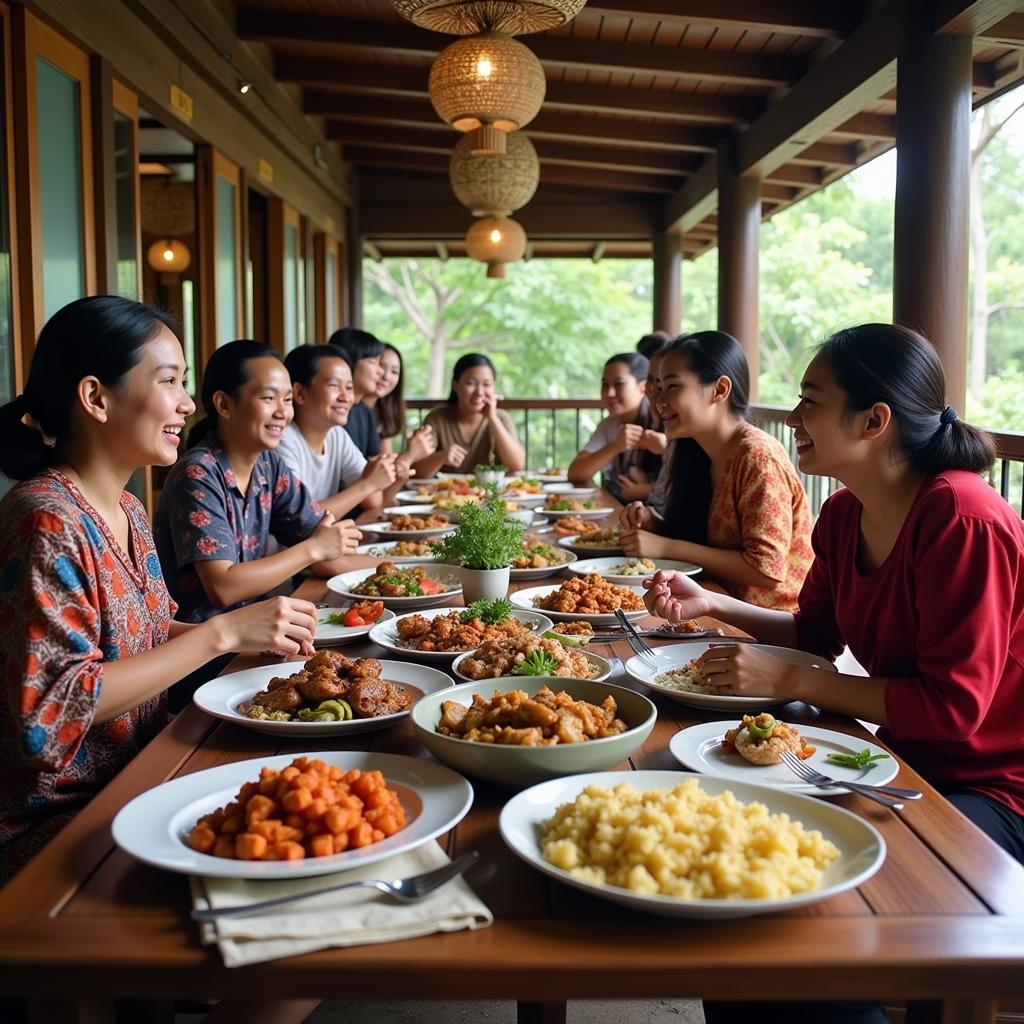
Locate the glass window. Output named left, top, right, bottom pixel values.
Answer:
left=36, top=57, right=84, bottom=320
left=325, top=248, right=337, bottom=336
left=113, top=110, right=138, bottom=298
left=182, top=278, right=196, bottom=389
left=0, top=17, right=13, bottom=404
left=284, top=221, right=298, bottom=351
left=216, top=174, right=237, bottom=344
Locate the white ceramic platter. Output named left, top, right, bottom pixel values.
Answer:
left=510, top=584, right=647, bottom=624
left=359, top=520, right=455, bottom=539
left=326, top=565, right=462, bottom=610
left=354, top=541, right=443, bottom=564
left=556, top=534, right=625, bottom=557
left=450, top=648, right=612, bottom=683
left=314, top=604, right=396, bottom=646
left=566, top=556, right=701, bottom=586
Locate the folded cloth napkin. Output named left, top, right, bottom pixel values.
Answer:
left=191, top=841, right=492, bottom=967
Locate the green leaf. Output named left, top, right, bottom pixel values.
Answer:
left=461, top=597, right=513, bottom=624
left=513, top=650, right=561, bottom=676
left=430, top=497, right=525, bottom=569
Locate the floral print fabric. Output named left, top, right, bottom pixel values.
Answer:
left=0, top=470, right=173, bottom=882
left=153, top=437, right=323, bottom=623
left=707, top=423, right=814, bottom=610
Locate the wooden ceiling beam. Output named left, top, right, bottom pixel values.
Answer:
left=276, top=56, right=764, bottom=125
left=830, top=113, right=897, bottom=140
left=238, top=10, right=805, bottom=86
left=664, top=154, right=717, bottom=231
left=979, top=12, right=1024, bottom=44
left=314, top=94, right=722, bottom=152
left=763, top=163, right=823, bottom=187
left=582, top=1, right=863, bottom=37
left=789, top=141, right=859, bottom=167
left=933, top=0, right=1023, bottom=35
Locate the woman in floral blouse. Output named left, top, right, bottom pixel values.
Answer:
left=0, top=298, right=319, bottom=883
left=619, top=331, right=813, bottom=610
left=153, top=340, right=362, bottom=626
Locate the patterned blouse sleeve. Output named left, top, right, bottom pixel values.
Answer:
left=267, top=452, right=325, bottom=547
left=161, top=460, right=237, bottom=565
left=733, top=446, right=795, bottom=583
left=3, top=506, right=105, bottom=773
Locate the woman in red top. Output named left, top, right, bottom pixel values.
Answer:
left=646, top=324, right=1024, bottom=863
left=0, top=297, right=319, bottom=883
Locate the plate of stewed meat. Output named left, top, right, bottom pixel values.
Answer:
left=192, top=650, right=454, bottom=736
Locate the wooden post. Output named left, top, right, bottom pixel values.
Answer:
left=345, top=203, right=362, bottom=328
left=652, top=231, right=681, bottom=336
left=90, top=55, right=117, bottom=295
left=893, top=0, right=971, bottom=407
left=717, top=137, right=760, bottom=398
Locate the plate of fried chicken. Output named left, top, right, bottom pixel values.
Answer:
left=192, top=650, right=454, bottom=736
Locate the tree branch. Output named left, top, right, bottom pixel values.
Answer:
left=984, top=301, right=1024, bottom=317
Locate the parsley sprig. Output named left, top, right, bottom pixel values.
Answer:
left=825, top=749, right=891, bottom=770
left=513, top=650, right=561, bottom=676
left=460, top=597, right=514, bottom=624
left=431, top=497, right=525, bottom=570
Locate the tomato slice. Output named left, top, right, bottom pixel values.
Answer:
left=343, top=607, right=365, bottom=627
left=418, top=577, right=444, bottom=595
left=345, top=599, right=384, bottom=627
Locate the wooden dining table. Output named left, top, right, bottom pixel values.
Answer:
left=1, top=530, right=1023, bottom=1024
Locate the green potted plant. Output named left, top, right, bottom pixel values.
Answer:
left=432, top=495, right=525, bottom=603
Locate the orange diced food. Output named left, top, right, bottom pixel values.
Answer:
left=275, top=841, right=305, bottom=861
left=309, top=834, right=334, bottom=858
left=281, top=786, right=313, bottom=813
left=235, top=833, right=269, bottom=861
left=188, top=825, right=216, bottom=854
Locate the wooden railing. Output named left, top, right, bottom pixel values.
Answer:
left=407, top=398, right=1024, bottom=517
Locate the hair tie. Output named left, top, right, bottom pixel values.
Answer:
left=940, top=406, right=958, bottom=426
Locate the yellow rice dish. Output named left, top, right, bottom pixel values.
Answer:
left=541, top=778, right=839, bottom=900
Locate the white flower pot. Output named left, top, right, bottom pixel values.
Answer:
left=458, top=565, right=511, bottom=604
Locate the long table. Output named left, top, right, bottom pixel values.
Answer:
left=1, top=567, right=1023, bottom=1024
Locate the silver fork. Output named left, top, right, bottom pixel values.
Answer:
left=779, top=752, right=921, bottom=809
left=192, top=850, right=479, bottom=921
left=613, top=608, right=661, bottom=667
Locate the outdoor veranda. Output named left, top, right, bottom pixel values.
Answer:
left=2, top=2, right=1024, bottom=1024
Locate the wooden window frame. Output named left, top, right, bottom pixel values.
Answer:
left=313, top=230, right=342, bottom=341
left=111, top=77, right=142, bottom=300
left=0, top=1, right=21, bottom=393
left=267, top=197, right=302, bottom=352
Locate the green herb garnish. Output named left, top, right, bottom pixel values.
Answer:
left=431, top=497, right=525, bottom=570
left=825, top=749, right=891, bottom=770
left=460, top=597, right=513, bottom=624
left=323, top=612, right=347, bottom=626
left=513, top=650, right=561, bottom=676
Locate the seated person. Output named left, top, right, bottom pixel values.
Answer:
left=568, top=352, right=664, bottom=504
left=328, top=326, right=385, bottom=459
left=413, top=353, right=525, bottom=476
left=620, top=331, right=813, bottom=611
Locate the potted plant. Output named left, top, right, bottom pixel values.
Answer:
left=474, top=462, right=507, bottom=489
left=432, top=495, right=524, bottom=603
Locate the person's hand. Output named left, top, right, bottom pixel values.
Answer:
left=308, top=510, right=363, bottom=561
left=482, top=392, right=502, bottom=422
left=617, top=474, right=650, bottom=502
left=404, top=425, right=434, bottom=464
left=643, top=570, right=716, bottom=621
left=640, top=429, right=668, bottom=454
left=393, top=457, right=413, bottom=484
left=620, top=527, right=668, bottom=558
left=695, top=645, right=791, bottom=699
left=619, top=500, right=652, bottom=532
left=361, top=453, right=398, bottom=492
left=445, top=443, right=469, bottom=467
left=617, top=423, right=645, bottom=452
left=216, top=596, right=317, bottom=656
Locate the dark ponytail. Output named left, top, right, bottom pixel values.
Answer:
left=819, top=324, right=995, bottom=474
left=0, top=296, right=177, bottom=480
left=662, top=331, right=751, bottom=544
left=447, top=353, right=495, bottom=405
left=188, top=339, right=280, bottom=448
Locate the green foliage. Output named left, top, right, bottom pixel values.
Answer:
left=431, top=497, right=525, bottom=569
left=513, top=649, right=561, bottom=676
left=460, top=597, right=514, bottom=624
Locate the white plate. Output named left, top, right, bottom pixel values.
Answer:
left=369, top=606, right=554, bottom=662
left=541, top=483, right=596, bottom=496
left=669, top=722, right=898, bottom=796
left=327, top=565, right=462, bottom=609
left=500, top=492, right=547, bottom=508
left=529, top=472, right=570, bottom=483
left=394, top=490, right=431, bottom=504
left=360, top=520, right=455, bottom=539
left=510, top=545, right=577, bottom=581
left=315, top=605, right=397, bottom=645
left=510, top=583, right=648, bottom=623
left=556, top=533, right=625, bottom=556
left=624, top=642, right=836, bottom=711
left=539, top=505, right=615, bottom=519
left=355, top=541, right=443, bottom=564
left=113, top=751, right=473, bottom=879
left=383, top=503, right=436, bottom=516
left=499, top=769, right=886, bottom=918
left=566, top=556, right=701, bottom=586
left=437, top=472, right=474, bottom=481
left=192, top=659, right=454, bottom=737
left=450, top=648, right=612, bottom=683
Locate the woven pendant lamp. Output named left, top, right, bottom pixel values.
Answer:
left=465, top=215, right=527, bottom=277
left=394, top=0, right=587, bottom=35
left=429, top=31, right=545, bottom=155
left=450, top=131, right=539, bottom=216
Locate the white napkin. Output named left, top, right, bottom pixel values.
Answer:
left=191, top=841, right=492, bottom=967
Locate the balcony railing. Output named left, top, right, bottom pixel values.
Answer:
left=407, top=398, right=1024, bottom=518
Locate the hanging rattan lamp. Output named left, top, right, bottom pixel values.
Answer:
left=394, top=0, right=587, bottom=35
left=429, top=31, right=545, bottom=155
left=450, top=131, right=539, bottom=216
left=465, top=215, right=527, bottom=277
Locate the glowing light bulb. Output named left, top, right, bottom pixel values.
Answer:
left=490, top=229, right=502, bottom=244
left=476, top=56, right=493, bottom=78
left=162, top=247, right=175, bottom=262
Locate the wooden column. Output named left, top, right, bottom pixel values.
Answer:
left=893, top=0, right=971, bottom=407
left=716, top=138, right=760, bottom=397
left=345, top=204, right=362, bottom=328
left=90, top=55, right=117, bottom=294
left=652, top=231, right=681, bottom=336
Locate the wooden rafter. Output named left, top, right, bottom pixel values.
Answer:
left=933, top=0, right=1023, bottom=35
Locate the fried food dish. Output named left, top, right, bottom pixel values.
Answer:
left=722, top=713, right=817, bottom=765
left=367, top=540, right=438, bottom=557
left=396, top=610, right=534, bottom=653
left=388, top=513, right=449, bottom=531
left=552, top=518, right=621, bottom=546
left=502, top=478, right=543, bottom=495
left=534, top=574, right=645, bottom=615
left=434, top=493, right=482, bottom=511
left=571, top=528, right=622, bottom=547
left=459, top=634, right=598, bottom=680
left=188, top=757, right=405, bottom=861
left=248, top=650, right=410, bottom=722
left=552, top=621, right=595, bottom=637
left=513, top=534, right=569, bottom=569
left=543, top=497, right=601, bottom=512
left=416, top=478, right=480, bottom=498
left=351, top=562, right=454, bottom=598
left=437, top=685, right=627, bottom=746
